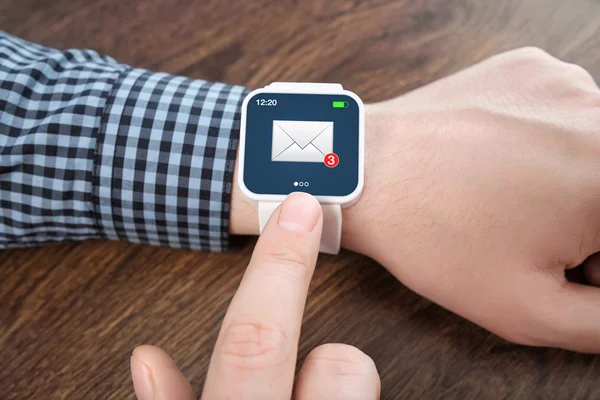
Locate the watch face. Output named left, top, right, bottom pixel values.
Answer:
left=241, top=92, right=363, bottom=199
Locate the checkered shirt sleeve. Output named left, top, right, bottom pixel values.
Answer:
left=0, top=31, right=250, bottom=251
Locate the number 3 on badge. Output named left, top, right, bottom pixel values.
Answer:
left=324, top=153, right=339, bottom=168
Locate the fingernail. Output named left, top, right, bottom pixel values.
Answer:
left=131, top=356, right=154, bottom=400
left=278, top=192, right=321, bottom=233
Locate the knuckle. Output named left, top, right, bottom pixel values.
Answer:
left=305, top=344, right=378, bottom=378
left=587, top=90, right=600, bottom=108
left=495, top=295, right=561, bottom=348
left=496, top=314, right=548, bottom=347
left=562, top=62, right=596, bottom=83
left=509, top=46, right=554, bottom=62
left=484, top=47, right=559, bottom=82
left=499, top=46, right=555, bottom=69
left=494, top=319, right=546, bottom=348
left=218, top=317, right=290, bottom=370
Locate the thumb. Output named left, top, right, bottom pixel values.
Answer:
left=545, top=283, right=600, bottom=353
left=130, top=345, right=194, bottom=400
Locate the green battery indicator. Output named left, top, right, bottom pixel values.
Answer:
left=332, top=101, right=349, bottom=108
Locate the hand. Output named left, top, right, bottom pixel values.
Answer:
left=130, top=193, right=380, bottom=399
left=342, top=47, right=600, bottom=353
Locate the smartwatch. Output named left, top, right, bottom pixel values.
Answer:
left=237, top=82, right=364, bottom=254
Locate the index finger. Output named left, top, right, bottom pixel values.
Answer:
left=202, top=192, right=323, bottom=400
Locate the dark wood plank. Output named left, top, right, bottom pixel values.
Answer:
left=1, top=0, right=600, bottom=398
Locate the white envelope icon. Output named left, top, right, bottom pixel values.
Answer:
left=271, top=120, right=333, bottom=162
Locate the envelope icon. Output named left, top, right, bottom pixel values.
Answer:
left=271, top=120, right=333, bottom=162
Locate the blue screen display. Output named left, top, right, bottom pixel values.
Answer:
left=243, top=93, right=361, bottom=196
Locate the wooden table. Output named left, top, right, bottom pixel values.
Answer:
left=2, top=1, right=600, bottom=398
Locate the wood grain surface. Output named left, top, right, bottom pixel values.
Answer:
left=2, top=1, right=600, bottom=399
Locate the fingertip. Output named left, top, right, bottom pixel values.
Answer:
left=296, top=343, right=380, bottom=400
left=253, top=192, right=324, bottom=268
left=132, top=345, right=174, bottom=366
left=277, top=192, right=322, bottom=234
left=305, top=343, right=379, bottom=379
left=130, top=345, right=194, bottom=400
left=131, top=350, right=154, bottom=400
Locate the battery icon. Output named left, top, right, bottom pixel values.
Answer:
left=333, top=101, right=349, bottom=108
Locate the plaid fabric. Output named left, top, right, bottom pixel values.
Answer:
left=0, top=31, right=250, bottom=251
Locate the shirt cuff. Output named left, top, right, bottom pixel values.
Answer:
left=94, top=67, right=250, bottom=251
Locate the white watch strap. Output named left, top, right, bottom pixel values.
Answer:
left=264, top=82, right=344, bottom=93
left=258, top=201, right=342, bottom=254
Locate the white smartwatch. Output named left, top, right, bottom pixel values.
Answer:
left=237, top=82, right=365, bottom=254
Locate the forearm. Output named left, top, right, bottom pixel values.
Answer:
left=0, top=31, right=249, bottom=251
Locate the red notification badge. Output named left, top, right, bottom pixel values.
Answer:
left=324, top=153, right=339, bottom=168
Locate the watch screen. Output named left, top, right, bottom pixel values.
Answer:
left=243, top=93, right=362, bottom=197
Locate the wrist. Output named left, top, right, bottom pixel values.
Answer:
left=342, top=101, right=413, bottom=258
left=229, top=145, right=259, bottom=236
left=341, top=103, right=379, bottom=255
